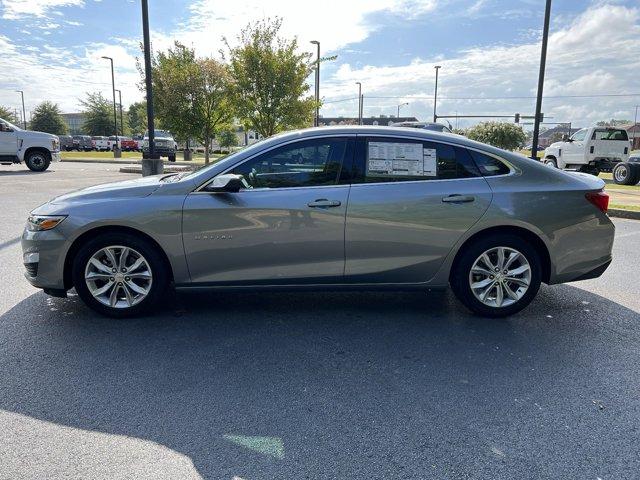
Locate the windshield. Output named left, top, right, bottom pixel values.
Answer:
left=177, top=137, right=270, bottom=180
left=144, top=130, right=172, bottom=138
left=0, top=117, right=21, bottom=131
left=592, top=129, right=628, bottom=141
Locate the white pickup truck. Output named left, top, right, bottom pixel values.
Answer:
left=0, top=117, right=60, bottom=172
left=543, top=126, right=631, bottom=175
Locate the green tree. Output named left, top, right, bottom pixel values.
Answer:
left=30, top=101, right=67, bottom=135
left=466, top=122, right=526, bottom=151
left=225, top=18, right=316, bottom=138
left=151, top=42, right=233, bottom=163
left=597, top=119, right=631, bottom=127
left=217, top=127, right=239, bottom=151
left=0, top=105, right=17, bottom=123
left=80, top=92, right=115, bottom=136
left=127, top=101, right=147, bottom=135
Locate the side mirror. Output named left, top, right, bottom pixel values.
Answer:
left=205, top=173, right=247, bottom=193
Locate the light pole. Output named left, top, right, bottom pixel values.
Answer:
left=531, top=0, right=552, bottom=161
left=115, top=89, right=124, bottom=136
left=433, top=65, right=441, bottom=122
left=310, top=40, right=320, bottom=127
left=356, top=82, right=362, bottom=125
left=101, top=55, right=121, bottom=158
left=15, top=90, right=26, bottom=129
left=397, top=102, right=409, bottom=118
left=140, top=0, right=160, bottom=175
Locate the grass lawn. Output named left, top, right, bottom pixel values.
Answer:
left=610, top=203, right=640, bottom=212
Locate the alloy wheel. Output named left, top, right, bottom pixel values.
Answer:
left=84, top=245, right=153, bottom=309
left=469, top=246, right=531, bottom=308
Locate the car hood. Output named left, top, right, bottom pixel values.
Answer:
left=49, top=175, right=165, bottom=205
left=18, top=130, right=58, bottom=142
left=547, top=141, right=565, bottom=149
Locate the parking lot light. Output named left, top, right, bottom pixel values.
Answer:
left=15, top=90, right=26, bottom=129
left=101, top=56, right=121, bottom=158
left=115, top=89, right=124, bottom=137
left=397, top=102, right=409, bottom=118
left=433, top=66, right=441, bottom=122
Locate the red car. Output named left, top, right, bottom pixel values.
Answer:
left=120, top=137, right=139, bottom=152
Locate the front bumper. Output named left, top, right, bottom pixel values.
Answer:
left=51, top=151, right=61, bottom=162
left=21, top=227, right=68, bottom=290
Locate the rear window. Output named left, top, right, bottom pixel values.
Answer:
left=592, top=129, right=628, bottom=141
left=468, top=150, right=511, bottom=176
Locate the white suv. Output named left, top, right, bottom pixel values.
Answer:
left=0, top=117, right=60, bottom=171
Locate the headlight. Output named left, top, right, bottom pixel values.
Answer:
left=26, top=215, right=67, bottom=231
left=52, top=139, right=59, bottom=151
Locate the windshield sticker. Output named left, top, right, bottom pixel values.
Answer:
left=367, top=142, right=437, bottom=177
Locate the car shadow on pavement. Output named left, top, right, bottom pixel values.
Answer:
left=0, top=170, right=51, bottom=176
left=0, top=285, right=638, bottom=479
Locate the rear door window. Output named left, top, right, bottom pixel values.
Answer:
left=468, top=150, right=511, bottom=176
left=352, top=137, right=479, bottom=183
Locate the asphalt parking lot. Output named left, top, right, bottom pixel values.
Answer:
left=1, top=162, right=639, bottom=480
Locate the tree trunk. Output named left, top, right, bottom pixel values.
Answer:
left=204, top=142, right=209, bottom=165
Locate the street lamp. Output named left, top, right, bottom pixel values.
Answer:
left=115, top=89, right=124, bottom=137
left=356, top=82, right=362, bottom=125
left=101, top=55, right=121, bottom=158
left=310, top=40, right=320, bottom=127
left=15, top=90, right=26, bottom=129
left=531, top=0, right=552, bottom=161
left=397, top=102, right=409, bottom=118
left=433, top=65, right=441, bottom=122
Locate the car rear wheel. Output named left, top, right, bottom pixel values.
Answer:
left=72, top=233, right=169, bottom=318
left=451, top=234, right=542, bottom=317
left=25, top=150, right=51, bottom=172
left=544, top=158, right=558, bottom=168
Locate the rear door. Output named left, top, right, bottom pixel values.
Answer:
left=344, top=136, right=493, bottom=284
left=591, top=128, right=630, bottom=160
left=182, top=135, right=354, bottom=284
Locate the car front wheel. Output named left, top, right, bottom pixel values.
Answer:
left=25, top=150, right=51, bottom=172
left=451, top=234, right=542, bottom=317
left=72, top=233, right=169, bottom=317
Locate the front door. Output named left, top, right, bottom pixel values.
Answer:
left=563, top=128, right=587, bottom=165
left=182, top=136, right=354, bottom=284
left=0, top=121, right=17, bottom=157
left=344, top=136, right=493, bottom=284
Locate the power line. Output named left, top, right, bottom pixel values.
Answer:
left=363, top=93, right=640, bottom=100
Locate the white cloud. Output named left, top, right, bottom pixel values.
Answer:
left=0, top=0, right=84, bottom=19
left=319, top=3, right=640, bottom=127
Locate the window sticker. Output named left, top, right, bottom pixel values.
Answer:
left=367, top=142, right=437, bottom=177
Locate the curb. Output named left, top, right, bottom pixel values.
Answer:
left=608, top=208, right=640, bottom=220
left=119, top=165, right=193, bottom=174
left=61, top=158, right=200, bottom=167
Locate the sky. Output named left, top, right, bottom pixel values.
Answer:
left=0, top=0, right=639, bottom=130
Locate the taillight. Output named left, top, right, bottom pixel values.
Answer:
left=585, top=190, right=609, bottom=214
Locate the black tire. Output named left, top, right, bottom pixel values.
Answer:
left=544, top=158, right=558, bottom=168
left=613, top=163, right=636, bottom=185
left=72, top=233, right=169, bottom=318
left=630, top=163, right=640, bottom=185
left=450, top=234, right=542, bottom=318
left=168, top=154, right=176, bottom=162
left=25, top=150, right=51, bottom=172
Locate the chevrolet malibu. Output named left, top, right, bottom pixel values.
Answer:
left=22, top=126, right=614, bottom=318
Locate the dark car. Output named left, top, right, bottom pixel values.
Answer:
left=59, top=135, right=73, bottom=151
left=72, top=135, right=93, bottom=151
left=612, top=154, right=640, bottom=185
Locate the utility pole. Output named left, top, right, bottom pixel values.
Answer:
left=310, top=40, right=320, bottom=127
left=433, top=66, right=441, bottom=122
left=531, top=0, right=552, bottom=161
left=115, top=89, right=124, bottom=136
left=140, top=0, right=160, bottom=175
left=16, top=90, right=26, bottom=129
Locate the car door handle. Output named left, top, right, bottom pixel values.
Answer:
left=307, top=199, right=341, bottom=208
left=442, top=194, right=475, bottom=203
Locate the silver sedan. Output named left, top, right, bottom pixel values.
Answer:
left=21, top=126, right=615, bottom=318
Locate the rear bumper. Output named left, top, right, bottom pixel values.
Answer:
left=570, top=258, right=612, bottom=282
